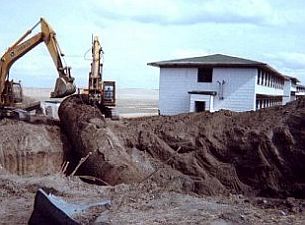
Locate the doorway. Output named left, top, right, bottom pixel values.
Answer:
left=195, top=101, right=206, bottom=112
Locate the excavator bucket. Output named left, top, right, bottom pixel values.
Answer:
left=51, top=76, right=76, bottom=98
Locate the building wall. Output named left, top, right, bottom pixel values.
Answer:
left=256, top=85, right=284, bottom=96
left=159, top=67, right=257, bottom=115
left=159, top=68, right=197, bottom=115
left=291, top=83, right=297, bottom=92
left=212, top=68, right=256, bottom=112
left=283, top=80, right=292, bottom=105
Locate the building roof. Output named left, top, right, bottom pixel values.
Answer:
left=148, top=54, right=265, bottom=67
left=148, top=54, right=285, bottom=78
left=284, top=75, right=300, bottom=82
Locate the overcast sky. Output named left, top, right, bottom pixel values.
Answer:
left=0, top=0, right=304, bottom=89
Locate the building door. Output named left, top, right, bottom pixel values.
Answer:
left=195, top=101, right=206, bottom=112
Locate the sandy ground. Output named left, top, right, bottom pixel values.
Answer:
left=1, top=172, right=305, bottom=225
left=23, top=87, right=159, bottom=117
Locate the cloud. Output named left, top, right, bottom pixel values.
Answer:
left=89, top=0, right=283, bottom=26
left=262, top=52, right=305, bottom=83
left=265, top=52, right=305, bottom=70
left=170, top=49, right=212, bottom=59
left=1, top=0, right=302, bottom=89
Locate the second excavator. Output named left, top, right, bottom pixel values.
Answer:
left=82, top=35, right=117, bottom=119
left=0, top=17, right=76, bottom=117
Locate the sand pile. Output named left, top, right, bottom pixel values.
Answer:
left=59, top=96, right=305, bottom=198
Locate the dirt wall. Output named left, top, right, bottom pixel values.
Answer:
left=0, top=119, right=64, bottom=176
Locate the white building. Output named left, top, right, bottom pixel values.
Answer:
left=148, top=54, right=292, bottom=115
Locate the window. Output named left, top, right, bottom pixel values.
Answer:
left=261, top=71, right=265, bottom=85
left=257, top=70, right=261, bottom=84
left=198, top=68, right=213, bottom=82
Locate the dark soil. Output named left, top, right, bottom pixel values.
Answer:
left=59, top=95, right=305, bottom=199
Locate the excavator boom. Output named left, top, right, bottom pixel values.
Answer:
left=39, top=18, right=75, bottom=98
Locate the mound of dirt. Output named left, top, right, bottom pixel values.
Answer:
left=58, top=95, right=148, bottom=185
left=59, top=95, right=305, bottom=199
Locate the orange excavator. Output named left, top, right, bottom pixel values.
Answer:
left=0, top=18, right=76, bottom=117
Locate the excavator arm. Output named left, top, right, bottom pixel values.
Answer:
left=0, top=18, right=75, bottom=106
left=40, top=18, right=75, bottom=97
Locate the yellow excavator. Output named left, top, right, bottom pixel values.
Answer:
left=84, top=35, right=117, bottom=118
left=0, top=18, right=76, bottom=117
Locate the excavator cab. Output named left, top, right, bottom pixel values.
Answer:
left=1, top=80, right=22, bottom=106
left=12, top=81, right=22, bottom=103
left=102, top=81, right=115, bottom=106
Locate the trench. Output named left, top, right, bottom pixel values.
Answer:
left=0, top=118, right=74, bottom=177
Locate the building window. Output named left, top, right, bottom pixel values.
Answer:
left=261, top=71, right=265, bottom=85
left=256, top=95, right=283, bottom=110
left=257, top=70, right=261, bottom=84
left=198, top=68, right=213, bottom=83
left=257, top=69, right=284, bottom=90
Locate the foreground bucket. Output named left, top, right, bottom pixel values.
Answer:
left=28, top=189, right=79, bottom=225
